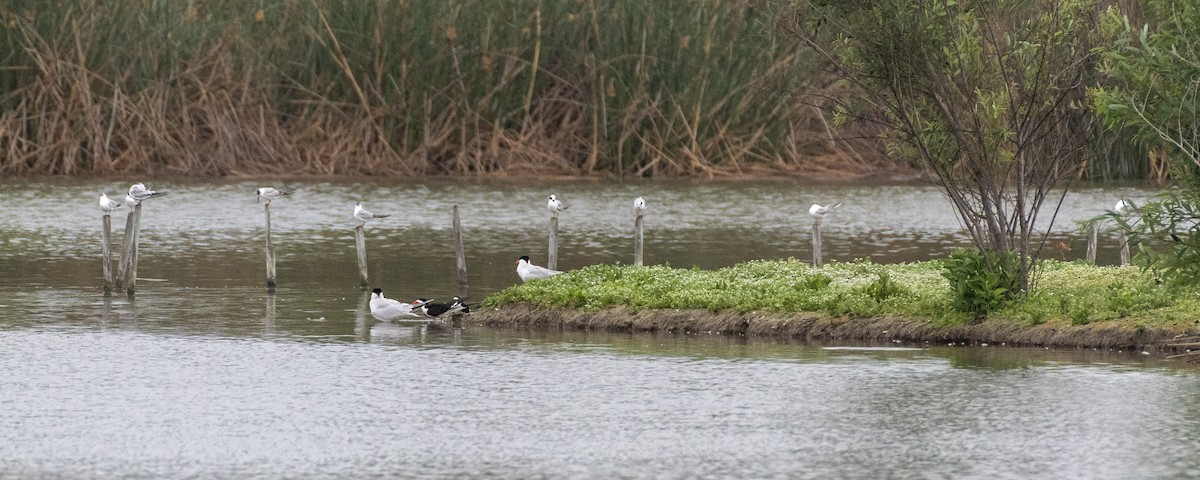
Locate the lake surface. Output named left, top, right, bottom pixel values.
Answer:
left=3, top=178, right=1195, bottom=479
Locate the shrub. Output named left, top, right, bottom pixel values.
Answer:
left=942, top=250, right=1020, bottom=318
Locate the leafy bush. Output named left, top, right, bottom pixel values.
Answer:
left=942, top=250, right=1020, bottom=317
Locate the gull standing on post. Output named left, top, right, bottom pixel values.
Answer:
left=548, top=194, right=569, bottom=215
left=256, top=187, right=296, bottom=205
left=634, top=196, right=646, bottom=212
left=369, top=288, right=431, bottom=321
left=808, top=202, right=842, bottom=219
left=98, top=193, right=123, bottom=215
left=127, top=182, right=167, bottom=204
left=354, top=202, right=390, bottom=224
left=516, top=255, right=561, bottom=282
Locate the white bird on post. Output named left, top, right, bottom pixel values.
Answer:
left=127, top=182, right=167, bottom=204
left=257, top=187, right=297, bottom=205
left=98, top=193, right=123, bottom=215
left=808, top=202, right=842, bottom=219
left=548, top=194, right=569, bottom=216
left=634, top=196, right=646, bottom=213
left=354, top=202, right=390, bottom=225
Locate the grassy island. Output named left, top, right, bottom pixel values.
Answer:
left=480, top=259, right=1200, bottom=349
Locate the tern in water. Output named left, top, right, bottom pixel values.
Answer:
left=256, top=187, right=297, bottom=205
left=516, top=255, right=561, bottom=282
left=808, top=202, right=842, bottom=219
left=98, top=193, right=124, bottom=215
left=419, top=297, right=470, bottom=318
left=634, top=196, right=646, bottom=212
left=548, top=194, right=569, bottom=215
left=127, top=182, right=167, bottom=204
left=369, top=288, right=431, bottom=321
left=354, top=202, right=390, bottom=224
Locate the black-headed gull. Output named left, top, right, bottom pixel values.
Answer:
left=419, top=297, right=470, bottom=318
left=354, top=202, right=390, bottom=224
left=548, top=194, right=569, bottom=215
left=517, top=255, right=561, bottom=282
left=98, top=193, right=123, bottom=215
left=369, top=288, right=430, bottom=321
left=256, top=187, right=296, bottom=204
left=808, top=202, right=842, bottom=219
left=127, top=182, right=167, bottom=204
left=634, top=196, right=646, bottom=213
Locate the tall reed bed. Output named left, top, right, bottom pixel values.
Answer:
left=0, top=0, right=895, bottom=177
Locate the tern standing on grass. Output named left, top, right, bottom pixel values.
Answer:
left=516, top=255, right=561, bottom=282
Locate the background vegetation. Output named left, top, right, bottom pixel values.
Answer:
left=0, top=0, right=1162, bottom=178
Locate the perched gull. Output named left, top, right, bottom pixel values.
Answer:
left=98, top=193, right=123, bottom=215
left=548, top=194, right=569, bottom=215
left=516, top=255, right=561, bottom=282
left=808, top=202, right=842, bottom=219
left=124, top=194, right=138, bottom=209
left=127, top=182, right=167, bottom=204
left=256, top=187, right=296, bottom=205
left=354, top=202, right=390, bottom=224
left=369, top=288, right=430, bottom=321
left=419, top=296, right=470, bottom=318
left=634, top=196, right=646, bottom=213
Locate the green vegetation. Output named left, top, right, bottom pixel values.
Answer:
left=484, top=259, right=1200, bottom=328
left=788, top=0, right=1106, bottom=291
left=0, top=0, right=887, bottom=177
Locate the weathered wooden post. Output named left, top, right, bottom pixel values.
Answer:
left=265, top=202, right=277, bottom=293
left=1086, top=222, right=1098, bottom=264
left=101, top=214, right=114, bottom=294
left=355, top=225, right=369, bottom=288
left=452, top=205, right=468, bottom=290
left=116, top=205, right=135, bottom=289
left=1119, top=233, right=1131, bottom=266
left=125, top=202, right=142, bottom=296
left=633, top=197, right=646, bottom=266
left=812, top=217, right=823, bottom=267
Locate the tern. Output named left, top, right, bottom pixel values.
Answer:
left=808, top=202, right=842, bottom=219
left=419, top=296, right=470, bottom=318
left=98, top=193, right=124, bottom=215
left=1114, top=199, right=1135, bottom=215
left=354, top=202, right=390, bottom=224
left=127, top=182, right=167, bottom=204
left=369, top=288, right=431, bottom=321
left=548, top=194, right=569, bottom=215
left=256, top=187, right=297, bottom=205
left=516, top=255, right=561, bottom=282
left=124, top=194, right=138, bottom=209
left=634, top=196, right=646, bottom=212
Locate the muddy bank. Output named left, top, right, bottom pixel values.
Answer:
left=472, top=304, right=1197, bottom=350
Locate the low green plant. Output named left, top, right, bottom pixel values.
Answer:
left=942, top=250, right=1020, bottom=317
left=861, top=271, right=908, bottom=303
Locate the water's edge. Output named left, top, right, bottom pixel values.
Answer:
left=471, top=304, right=1196, bottom=350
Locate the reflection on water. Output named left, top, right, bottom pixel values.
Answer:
left=2, top=179, right=1192, bottom=479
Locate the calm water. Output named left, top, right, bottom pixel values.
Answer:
left=3, top=179, right=1196, bottom=479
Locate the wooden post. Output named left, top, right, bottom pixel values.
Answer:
left=548, top=212, right=559, bottom=271
left=265, top=203, right=277, bottom=293
left=452, top=205, right=468, bottom=287
left=355, top=224, right=369, bottom=288
left=102, top=214, right=113, bottom=295
left=125, top=202, right=142, bottom=296
left=812, top=217, right=823, bottom=267
left=116, top=208, right=136, bottom=289
left=1119, top=232, right=1131, bottom=266
left=1086, top=222, right=1098, bottom=264
left=634, top=208, right=644, bottom=266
